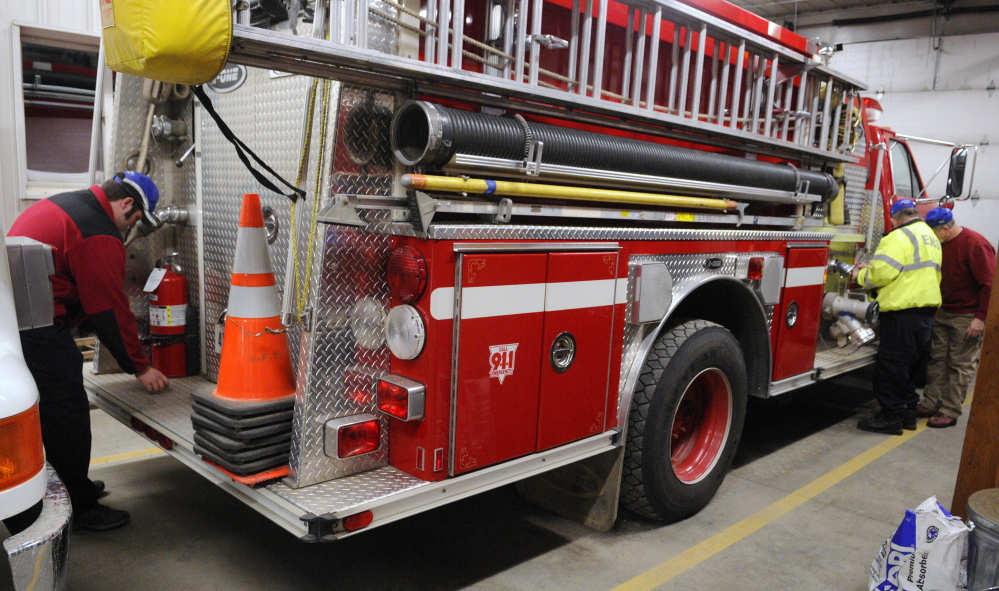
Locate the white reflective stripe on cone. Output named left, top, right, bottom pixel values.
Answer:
left=227, top=284, right=282, bottom=319
left=233, top=227, right=275, bottom=274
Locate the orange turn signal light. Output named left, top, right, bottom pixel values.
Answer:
left=0, top=405, right=45, bottom=491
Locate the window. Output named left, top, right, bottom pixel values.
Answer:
left=12, top=25, right=101, bottom=201
left=22, top=43, right=97, bottom=177
left=890, top=140, right=923, bottom=199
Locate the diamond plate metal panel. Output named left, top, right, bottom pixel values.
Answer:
left=842, top=162, right=869, bottom=232
left=287, top=225, right=392, bottom=487
left=85, top=372, right=202, bottom=443
left=368, top=0, right=399, bottom=55
left=103, top=75, right=199, bottom=373
left=858, top=189, right=885, bottom=258
left=616, top=268, right=644, bottom=431
left=286, top=85, right=400, bottom=487
left=428, top=225, right=833, bottom=242
left=814, top=344, right=878, bottom=370
left=200, top=68, right=312, bottom=381
left=268, top=465, right=427, bottom=515
left=616, top=251, right=778, bottom=427
left=330, top=86, right=396, bottom=196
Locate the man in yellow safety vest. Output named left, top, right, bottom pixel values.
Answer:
left=853, top=198, right=942, bottom=435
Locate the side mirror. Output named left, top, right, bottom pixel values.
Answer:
left=946, top=147, right=967, bottom=198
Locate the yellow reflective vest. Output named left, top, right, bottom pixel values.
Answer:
left=858, top=220, right=942, bottom=312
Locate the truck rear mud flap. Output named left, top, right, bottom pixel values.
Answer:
left=84, top=373, right=617, bottom=541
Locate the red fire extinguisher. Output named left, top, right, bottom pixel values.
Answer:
left=148, top=256, right=188, bottom=378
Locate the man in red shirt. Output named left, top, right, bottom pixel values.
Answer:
left=917, top=207, right=996, bottom=428
left=8, top=171, right=169, bottom=531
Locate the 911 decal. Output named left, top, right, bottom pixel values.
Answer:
left=489, top=343, right=518, bottom=384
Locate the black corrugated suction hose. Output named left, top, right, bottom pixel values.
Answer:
left=390, top=100, right=838, bottom=201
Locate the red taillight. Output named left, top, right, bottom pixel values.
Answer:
left=375, top=376, right=425, bottom=421
left=387, top=246, right=428, bottom=303
left=377, top=380, right=409, bottom=420
left=0, top=405, right=45, bottom=490
left=132, top=416, right=174, bottom=449
left=748, top=257, right=765, bottom=280
left=343, top=511, right=374, bottom=531
left=337, top=419, right=380, bottom=458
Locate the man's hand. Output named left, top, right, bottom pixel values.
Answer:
left=967, top=318, right=986, bottom=339
left=852, top=262, right=869, bottom=282
left=137, top=367, right=170, bottom=392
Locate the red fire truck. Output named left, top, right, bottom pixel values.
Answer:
left=80, top=0, right=971, bottom=541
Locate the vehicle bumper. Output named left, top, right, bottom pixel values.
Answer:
left=3, top=465, right=71, bottom=591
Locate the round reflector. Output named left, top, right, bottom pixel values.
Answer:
left=387, top=246, right=428, bottom=303
left=385, top=305, right=426, bottom=360
left=350, top=297, right=387, bottom=350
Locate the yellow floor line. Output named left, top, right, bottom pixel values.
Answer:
left=90, top=447, right=165, bottom=466
left=612, top=401, right=965, bottom=591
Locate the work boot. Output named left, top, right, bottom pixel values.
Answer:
left=74, top=504, right=130, bottom=532
left=857, top=413, right=903, bottom=435
left=901, top=409, right=917, bottom=431
left=915, top=404, right=936, bottom=418
left=926, top=413, right=958, bottom=429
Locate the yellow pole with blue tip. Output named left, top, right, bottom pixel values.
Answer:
left=401, top=174, right=739, bottom=211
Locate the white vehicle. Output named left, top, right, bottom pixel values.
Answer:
left=1, top=235, right=71, bottom=591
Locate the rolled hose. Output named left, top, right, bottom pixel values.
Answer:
left=390, top=100, right=838, bottom=201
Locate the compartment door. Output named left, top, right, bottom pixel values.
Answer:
left=537, top=252, right=618, bottom=451
left=452, top=253, right=546, bottom=475
left=773, top=247, right=828, bottom=380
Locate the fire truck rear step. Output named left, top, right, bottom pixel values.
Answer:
left=84, top=373, right=616, bottom=541
left=769, top=344, right=877, bottom=396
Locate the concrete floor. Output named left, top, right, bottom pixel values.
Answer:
left=1, top=367, right=970, bottom=591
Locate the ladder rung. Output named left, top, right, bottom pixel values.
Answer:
left=230, top=0, right=867, bottom=164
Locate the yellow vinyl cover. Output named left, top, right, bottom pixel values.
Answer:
left=101, top=0, right=232, bottom=85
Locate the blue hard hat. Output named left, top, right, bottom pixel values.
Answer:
left=925, top=207, right=954, bottom=228
left=889, top=198, right=916, bottom=217
left=116, top=171, right=160, bottom=224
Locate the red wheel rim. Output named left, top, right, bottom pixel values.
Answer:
left=670, top=368, right=732, bottom=484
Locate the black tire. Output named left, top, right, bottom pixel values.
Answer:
left=620, top=319, right=748, bottom=522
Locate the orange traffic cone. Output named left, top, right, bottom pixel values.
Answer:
left=213, top=193, right=296, bottom=402
left=191, top=194, right=296, bottom=479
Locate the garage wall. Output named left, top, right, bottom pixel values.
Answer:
left=0, top=0, right=100, bottom=231
left=827, top=32, right=999, bottom=244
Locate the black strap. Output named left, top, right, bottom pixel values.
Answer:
left=192, top=85, right=306, bottom=203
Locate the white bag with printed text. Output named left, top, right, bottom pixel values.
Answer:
left=869, top=496, right=971, bottom=591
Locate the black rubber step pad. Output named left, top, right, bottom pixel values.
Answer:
left=194, top=432, right=291, bottom=462
left=192, top=386, right=295, bottom=417
left=192, top=401, right=294, bottom=429
left=195, top=427, right=292, bottom=452
left=195, top=445, right=289, bottom=476
left=192, top=411, right=292, bottom=441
